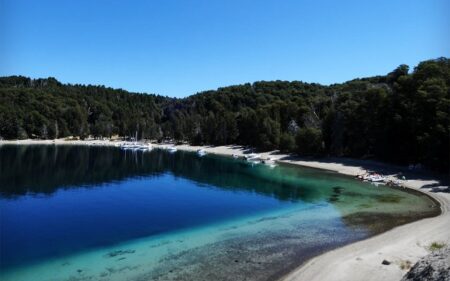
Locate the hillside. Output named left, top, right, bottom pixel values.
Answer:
left=1, top=58, right=449, bottom=171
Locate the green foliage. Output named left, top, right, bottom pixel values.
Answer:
left=429, top=242, right=446, bottom=251
left=279, top=133, right=296, bottom=152
left=295, top=128, right=324, bottom=155
left=1, top=57, right=449, bottom=171
left=0, top=78, right=166, bottom=140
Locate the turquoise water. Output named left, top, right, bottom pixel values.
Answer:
left=0, top=145, right=438, bottom=281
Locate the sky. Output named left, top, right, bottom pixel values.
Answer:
left=0, top=0, right=448, bottom=97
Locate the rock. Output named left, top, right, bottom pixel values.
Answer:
left=382, top=259, right=391, bottom=265
left=105, top=249, right=135, bottom=258
left=401, top=247, right=450, bottom=281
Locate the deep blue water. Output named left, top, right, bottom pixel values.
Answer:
left=0, top=145, right=300, bottom=270
left=1, top=175, right=290, bottom=269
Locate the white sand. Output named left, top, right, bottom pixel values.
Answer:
left=2, top=140, right=449, bottom=280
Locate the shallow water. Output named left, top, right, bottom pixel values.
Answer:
left=0, top=145, right=439, bottom=281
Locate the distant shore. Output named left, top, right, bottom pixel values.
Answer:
left=2, top=138, right=449, bottom=281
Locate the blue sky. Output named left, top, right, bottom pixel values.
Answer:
left=1, top=0, right=448, bottom=97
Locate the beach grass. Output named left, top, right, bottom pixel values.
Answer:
left=428, top=241, right=446, bottom=251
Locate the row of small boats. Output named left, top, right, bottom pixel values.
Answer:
left=120, top=143, right=153, bottom=151
left=356, top=172, right=408, bottom=188
left=197, top=150, right=276, bottom=166
left=119, top=143, right=207, bottom=157
left=163, top=147, right=206, bottom=156
left=119, top=144, right=274, bottom=167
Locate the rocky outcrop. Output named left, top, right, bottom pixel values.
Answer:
left=401, top=247, right=450, bottom=281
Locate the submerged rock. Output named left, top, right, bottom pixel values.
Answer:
left=332, top=186, right=344, bottom=194
left=382, top=259, right=391, bottom=265
left=401, top=247, right=450, bottom=281
left=105, top=249, right=135, bottom=258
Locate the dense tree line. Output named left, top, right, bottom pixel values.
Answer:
left=0, top=58, right=448, bottom=171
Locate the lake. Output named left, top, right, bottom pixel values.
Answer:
left=0, top=145, right=439, bottom=281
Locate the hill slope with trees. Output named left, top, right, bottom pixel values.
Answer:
left=1, top=58, right=448, bottom=171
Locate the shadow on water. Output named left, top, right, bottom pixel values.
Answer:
left=0, top=145, right=165, bottom=196
left=0, top=145, right=324, bottom=202
left=277, top=154, right=450, bottom=187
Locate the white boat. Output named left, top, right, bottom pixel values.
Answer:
left=138, top=143, right=152, bottom=151
left=244, top=153, right=261, bottom=161
left=262, top=157, right=276, bottom=165
left=363, top=174, right=385, bottom=182
left=197, top=149, right=207, bottom=157
left=369, top=175, right=385, bottom=182
left=120, top=143, right=133, bottom=150
left=121, top=142, right=148, bottom=151
left=168, top=146, right=177, bottom=153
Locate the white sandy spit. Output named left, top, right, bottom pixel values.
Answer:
left=1, top=139, right=449, bottom=281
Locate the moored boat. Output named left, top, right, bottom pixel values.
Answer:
left=138, top=143, right=152, bottom=151
left=168, top=146, right=177, bottom=153
left=360, top=173, right=386, bottom=183
left=197, top=149, right=206, bottom=156
left=262, top=157, right=276, bottom=165
left=244, top=153, right=261, bottom=161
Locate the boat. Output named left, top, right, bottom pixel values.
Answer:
left=245, top=153, right=261, bottom=165
left=121, top=141, right=149, bottom=151
left=262, top=157, right=276, bottom=165
left=120, top=143, right=134, bottom=150
left=127, top=131, right=140, bottom=150
left=138, top=143, right=152, bottom=151
left=168, top=146, right=177, bottom=153
left=197, top=149, right=207, bottom=157
left=362, top=173, right=385, bottom=183
left=244, top=153, right=261, bottom=161
left=262, top=158, right=277, bottom=168
left=368, top=175, right=385, bottom=182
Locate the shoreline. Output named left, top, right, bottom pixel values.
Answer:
left=2, top=139, right=449, bottom=280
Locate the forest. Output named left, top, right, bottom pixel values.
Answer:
left=0, top=58, right=449, bottom=172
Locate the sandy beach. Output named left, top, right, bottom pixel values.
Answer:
left=1, top=139, right=449, bottom=280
